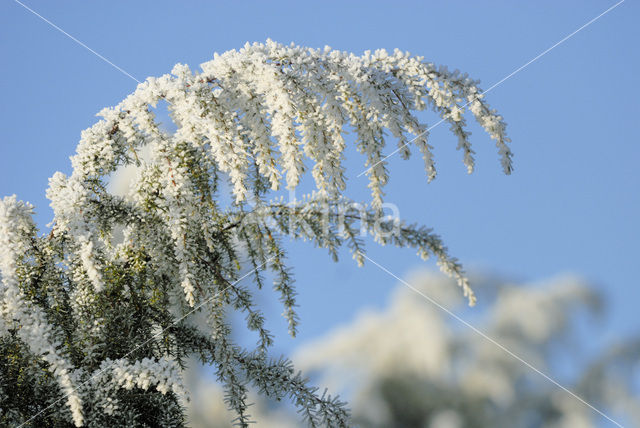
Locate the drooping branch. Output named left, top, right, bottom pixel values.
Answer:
left=0, top=40, right=512, bottom=426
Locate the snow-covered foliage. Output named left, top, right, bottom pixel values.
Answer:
left=0, top=40, right=512, bottom=426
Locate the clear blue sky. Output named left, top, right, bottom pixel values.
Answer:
left=1, top=1, right=638, bottom=361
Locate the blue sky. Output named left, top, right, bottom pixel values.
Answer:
left=1, top=0, right=638, bottom=372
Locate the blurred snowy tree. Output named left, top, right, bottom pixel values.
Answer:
left=293, top=272, right=640, bottom=428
